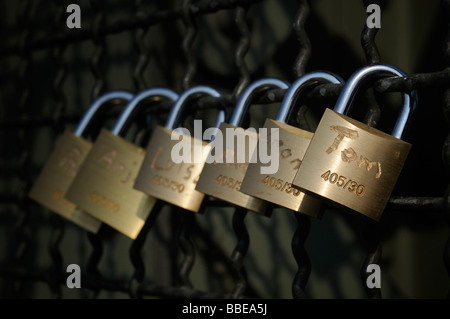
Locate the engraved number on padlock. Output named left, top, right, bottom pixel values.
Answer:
left=293, top=64, right=417, bottom=221
left=240, top=72, right=345, bottom=218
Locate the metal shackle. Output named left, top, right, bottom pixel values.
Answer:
left=275, top=72, right=345, bottom=123
left=164, top=86, right=224, bottom=131
left=333, top=63, right=418, bottom=139
left=111, top=88, right=179, bottom=136
left=74, top=91, right=134, bottom=137
left=229, top=78, right=290, bottom=127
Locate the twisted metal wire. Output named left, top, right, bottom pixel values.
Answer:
left=226, top=4, right=252, bottom=299
left=180, top=0, right=197, bottom=91
left=133, top=0, right=150, bottom=91
left=358, top=0, right=383, bottom=299
left=127, top=0, right=164, bottom=299
left=290, top=0, right=313, bottom=299
left=231, top=5, right=251, bottom=101
left=128, top=202, right=163, bottom=299
left=177, top=208, right=196, bottom=289
left=0, top=0, right=265, bottom=58
left=376, top=70, right=450, bottom=93
left=361, top=0, right=381, bottom=65
left=361, top=0, right=382, bottom=128
left=292, top=0, right=311, bottom=78
left=309, top=70, right=450, bottom=98
left=174, top=0, right=199, bottom=288
left=291, top=213, right=311, bottom=299
left=229, top=207, right=249, bottom=298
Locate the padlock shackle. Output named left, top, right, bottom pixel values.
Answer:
left=164, top=86, right=223, bottom=130
left=333, top=63, right=417, bottom=139
left=210, top=109, right=226, bottom=142
left=74, top=91, right=134, bottom=138
left=111, top=88, right=179, bottom=136
left=276, top=72, right=344, bottom=123
left=229, top=78, right=290, bottom=127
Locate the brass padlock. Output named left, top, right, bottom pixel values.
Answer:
left=293, top=64, right=417, bottom=221
left=65, top=88, right=179, bottom=239
left=28, top=91, right=134, bottom=233
left=240, top=72, right=345, bottom=218
left=195, top=78, right=289, bottom=216
left=133, top=86, right=225, bottom=213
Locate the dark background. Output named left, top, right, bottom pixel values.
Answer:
left=0, top=0, right=448, bottom=299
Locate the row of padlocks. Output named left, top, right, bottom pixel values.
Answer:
left=28, top=63, right=416, bottom=240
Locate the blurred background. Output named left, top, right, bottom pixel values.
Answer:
left=0, top=0, right=449, bottom=299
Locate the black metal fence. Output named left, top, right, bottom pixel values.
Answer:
left=0, top=0, right=449, bottom=299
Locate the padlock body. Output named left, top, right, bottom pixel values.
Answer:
left=195, top=122, right=268, bottom=215
left=65, top=129, right=155, bottom=239
left=240, top=119, right=322, bottom=218
left=28, top=130, right=101, bottom=233
left=293, top=108, right=411, bottom=221
left=133, top=125, right=210, bottom=213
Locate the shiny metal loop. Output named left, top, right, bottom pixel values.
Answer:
left=333, top=63, right=418, bottom=139
left=230, top=78, right=290, bottom=127
left=164, top=86, right=223, bottom=130
left=74, top=91, right=134, bottom=137
left=276, top=72, right=345, bottom=123
left=210, top=108, right=226, bottom=142
left=111, top=88, right=179, bottom=136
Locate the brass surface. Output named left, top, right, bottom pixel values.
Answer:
left=28, top=130, right=101, bottom=233
left=65, top=129, right=155, bottom=239
left=240, top=119, right=322, bottom=218
left=293, top=108, right=411, bottom=221
left=195, top=122, right=269, bottom=216
left=133, top=126, right=210, bottom=213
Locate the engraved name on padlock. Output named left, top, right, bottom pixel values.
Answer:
left=195, top=78, right=289, bottom=216
left=293, top=64, right=417, bottom=221
left=240, top=72, right=345, bottom=218
left=133, top=86, right=225, bottom=213
left=29, top=91, right=134, bottom=233
left=65, top=88, right=178, bottom=239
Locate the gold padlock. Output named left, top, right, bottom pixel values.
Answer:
left=28, top=91, right=134, bottom=233
left=133, top=86, right=225, bottom=213
left=293, top=64, right=417, bottom=221
left=240, top=72, right=345, bottom=218
left=195, top=78, right=289, bottom=216
left=65, top=88, right=179, bottom=239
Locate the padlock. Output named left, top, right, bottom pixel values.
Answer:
left=293, top=64, right=417, bottom=221
left=65, top=88, right=179, bottom=239
left=133, top=86, right=225, bottom=213
left=195, top=78, right=289, bottom=216
left=28, top=91, right=134, bottom=233
left=240, top=72, right=345, bottom=218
